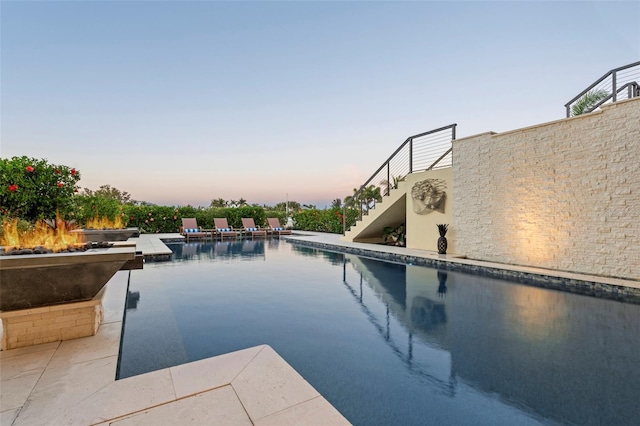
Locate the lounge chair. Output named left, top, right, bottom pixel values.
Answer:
left=267, top=218, right=292, bottom=236
left=181, top=218, right=210, bottom=241
left=241, top=218, right=267, bottom=238
left=214, top=218, right=238, bottom=240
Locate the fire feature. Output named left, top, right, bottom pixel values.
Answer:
left=77, top=215, right=140, bottom=242
left=1, top=217, right=85, bottom=253
left=85, top=214, right=125, bottom=230
left=0, top=246, right=136, bottom=311
left=74, top=227, right=140, bottom=243
left=0, top=217, right=138, bottom=350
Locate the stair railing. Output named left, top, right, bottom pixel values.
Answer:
left=565, top=61, right=640, bottom=117
left=342, top=124, right=456, bottom=234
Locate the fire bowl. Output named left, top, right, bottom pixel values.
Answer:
left=0, top=246, right=136, bottom=311
left=72, top=227, right=140, bottom=242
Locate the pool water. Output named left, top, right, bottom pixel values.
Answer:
left=118, top=239, right=640, bottom=426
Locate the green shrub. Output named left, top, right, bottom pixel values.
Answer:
left=292, top=208, right=343, bottom=233
left=72, top=195, right=125, bottom=227
left=123, top=205, right=185, bottom=233
left=0, top=156, right=81, bottom=221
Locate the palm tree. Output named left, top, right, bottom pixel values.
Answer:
left=362, top=185, right=382, bottom=211
left=274, top=201, right=301, bottom=212
left=571, top=89, right=609, bottom=116
left=343, top=188, right=359, bottom=207
left=210, top=198, right=227, bottom=208
left=380, top=175, right=405, bottom=196
left=344, top=185, right=382, bottom=212
left=331, top=198, right=342, bottom=209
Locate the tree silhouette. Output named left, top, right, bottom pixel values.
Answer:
left=344, top=185, right=382, bottom=212
left=83, top=185, right=134, bottom=204
left=210, top=198, right=227, bottom=208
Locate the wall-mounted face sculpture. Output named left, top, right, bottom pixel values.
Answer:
left=411, top=179, right=446, bottom=215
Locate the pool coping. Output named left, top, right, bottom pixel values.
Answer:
left=283, top=232, right=640, bottom=304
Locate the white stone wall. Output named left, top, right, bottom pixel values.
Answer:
left=453, top=98, right=640, bottom=280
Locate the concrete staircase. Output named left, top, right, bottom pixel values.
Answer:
left=342, top=181, right=408, bottom=243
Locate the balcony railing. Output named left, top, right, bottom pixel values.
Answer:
left=565, top=61, right=640, bottom=117
left=342, top=124, right=456, bottom=234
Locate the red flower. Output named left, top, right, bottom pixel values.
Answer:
left=8, top=184, right=18, bottom=192
left=130, top=216, right=135, bottom=221
left=57, top=182, right=64, bottom=187
left=74, top=189, right=79, bottom=193
left=70, top=168, right=77, bottom=175
left=26, top=166, right=34, bottom=172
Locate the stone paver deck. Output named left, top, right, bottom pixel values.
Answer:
left=127, top=234, right=178, bottom=261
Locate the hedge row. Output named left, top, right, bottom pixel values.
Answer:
left=89, top=205, right=347, bottom=235
left=122, top=205, right=290, bottom=234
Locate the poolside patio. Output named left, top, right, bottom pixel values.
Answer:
left=2, top=232, right=639, bottom=425
left=0, top=234, right=349, bottom=425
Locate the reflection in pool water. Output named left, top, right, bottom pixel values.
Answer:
left=118, top=240, right=640, bottom=426
left=173, top=239, right=266, bottom=260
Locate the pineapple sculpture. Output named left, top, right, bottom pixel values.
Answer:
left=437, top=224, right=449, bottom=254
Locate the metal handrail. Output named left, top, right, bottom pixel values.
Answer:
left=565, top=61, right=640, bottom=117
left=586, top=81, right=640, bottom=113
left=342, top=124, right=456, bottom=234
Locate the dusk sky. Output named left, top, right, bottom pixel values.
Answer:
left=2, top=1, right=639, bottom=208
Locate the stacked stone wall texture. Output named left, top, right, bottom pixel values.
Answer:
left=453, top=98, right=640, bottom=280
left=0, top=300, right=103, bottom=350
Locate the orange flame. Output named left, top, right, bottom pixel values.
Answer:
left=85, top=214, right=124, bottom=230
left=1, top=218, right=85, bottom=252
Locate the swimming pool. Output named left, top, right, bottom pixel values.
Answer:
left=118, top=239, right=640, bottom=425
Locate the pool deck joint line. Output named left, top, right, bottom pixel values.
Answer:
left=2, top=231, right=639, bottom=425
